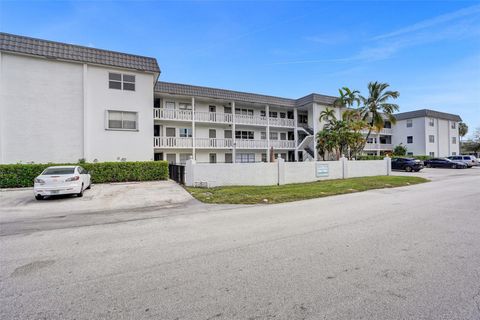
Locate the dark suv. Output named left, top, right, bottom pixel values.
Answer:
left=391, top=158, right=424, bottom=172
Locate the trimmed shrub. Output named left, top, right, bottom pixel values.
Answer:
left=0, top=161, right=168, bottom=188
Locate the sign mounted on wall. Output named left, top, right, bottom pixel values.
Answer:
left=316, top=163, right=329, bottom=177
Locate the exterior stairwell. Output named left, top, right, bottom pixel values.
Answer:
left=297, top=130, right=315, bottom=161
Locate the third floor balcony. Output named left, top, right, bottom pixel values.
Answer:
left=153, top=108, right=295, bottom=128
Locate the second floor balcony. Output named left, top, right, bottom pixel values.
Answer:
left=153, top=108, right=295, bottom=128
left=153, top=136, right=295, bottom=149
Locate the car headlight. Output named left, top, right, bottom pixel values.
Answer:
left=34, top=178, right=45, bottom=184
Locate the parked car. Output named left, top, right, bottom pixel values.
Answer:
left=424, top=158, right=468, bottom=169
left=447, top=155, right=478, bottom=167
left=391, top=158, right=424, bottom=172
left=33, top=166, right=91, bottom=200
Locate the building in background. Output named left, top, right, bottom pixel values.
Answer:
left=0, top=33, right=461, bottom=164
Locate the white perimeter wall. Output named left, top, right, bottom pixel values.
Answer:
left=186, top=158, right=390, bottom=187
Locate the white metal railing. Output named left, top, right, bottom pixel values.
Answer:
left=269, top=117, right=295, bottom=127
left=235, top=139, right=268, bottom=149
left=361, top=128, right=393, bottom=135
left=154, top=108, right=192, bottom=121
left=195, top=111, right=233, bottom=124
left=153, top=137, right=193, bottom=148
left=270, top=140, right=295, bottom=149
left=195, top=138, right=234, bottom=149
left=154, top=108, right=295, bottom=127
left=153, top=137, right=296, bottom=149
left=364, top=143, right=393, bottom=150
left=235, top=114, right=268, bottom=126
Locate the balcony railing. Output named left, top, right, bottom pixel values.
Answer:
left=194, top=111, right=233, bottom=124
left=153, top=108, right=295, bottom=127
left=154, top=108, right=192, bottom=121
left=154, top=137, right=296, bottom=149
left=154, top=137, right=193, bottom=148
left=361, top=128, right=393, bottom=135
left=364, top=143, right=393, bottom=150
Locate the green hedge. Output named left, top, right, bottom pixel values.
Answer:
left=357, top=155, right=432, bottom=161
left=0, top=161, right=169, bottom=188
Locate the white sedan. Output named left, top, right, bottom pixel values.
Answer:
left=34, top=166, right=91, bottom=200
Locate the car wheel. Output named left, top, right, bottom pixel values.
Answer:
left=414, top=169, right=421, bottom=172
left=35, top=194, right=43, bottom=200
left=426, top=163, right=431, bottom=168
left=451, top=164, right=457, bottom=169
left=86, top=183, right=91, bottom=190
left=77, top=184, right=84, bottom=197
left=405, top=166, right=412, bottom=172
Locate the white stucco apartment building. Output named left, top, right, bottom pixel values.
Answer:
left=0, top=33, right=462, bottom=164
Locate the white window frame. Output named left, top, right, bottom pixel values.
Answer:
left=179, top=128, right=192, bottom=138
left=106, top=110, right=138, bottom=131
left=452, top=137, right=457, bottom=144
left=407, top=136, right=413, bottom=144
left=428, top=118, right=435, bottom=127
left=406, top=119, right=412, bottom=128
left=451, top=122, right=456, bottom=129
left=108, top=72, right=136, bottom=91
left=236, top=153, right=255, bottom=163
left=429, top=135, right=435, bottom=143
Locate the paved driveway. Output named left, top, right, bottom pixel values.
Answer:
left=1, top=168, right=479, bottom=319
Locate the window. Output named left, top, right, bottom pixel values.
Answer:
left=429, top=118, right=435, bottom=127
left=261, top=153, right=267, bottom=162
left=452, top=152, right=456, bottom=156
left=235, top=108, right=253, bottom=116
left=107, top=111, right=137, bottom=130
left=260, top=110, right=266, bottom=117
left=452, top=137, right=456, bottom=144
left=179, top=153, right=192, bottom=164
left=165, top=101, right=175, bottom=109
left=236, top=153, right=255, bottom=163
left=269, top=111, right=278, bottom=118
left=451, top=122, right=456, bottom=129
left=179, top=128, right=192, bottom=138
left=406, top=119, right=412, bottom=128
left=407, top=152, right=414, bottom=156
left=260, top=132, right=266, bottom=140
left=280, top=132, right=287, bottom=140
left=407, top=136, right=413, bottom=143
left=224, top=130, right=232, bottom=139
left=179, top=103, right=192, bottom=110
left=280, top=112, right=286, bottom=119
left=429, top=135, right=435, bottom=143
left=429, top=152, right=435, bottom=157
left=224, top=106, right=232, bottom=114
left=109, top=72, right=135, bottom=91
left=225, top=153, right=233, bottom=163
left=384, top=121, right=392, bottom=129
left=269, top=132, right=278, bottom=140
left=299, top=114, right=308, bottom=124
left=235, top=131, right=254, bottom=139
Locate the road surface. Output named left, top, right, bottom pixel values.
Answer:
left=1, top=168, right=479, bottom=319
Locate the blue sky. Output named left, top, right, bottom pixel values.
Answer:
left=1, top=1, right=479, bottom=136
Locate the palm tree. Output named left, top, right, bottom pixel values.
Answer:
left=359, top=81, right=400, bottom=142
left=334, top=87, right=360, bottom=108
left=319, top=108, right=337, bottom=125
left=458, top=122, right=468, bottom=152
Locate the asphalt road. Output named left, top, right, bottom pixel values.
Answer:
left=1, top=168, right=480, bottom=320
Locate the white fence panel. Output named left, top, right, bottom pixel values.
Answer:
left=284, top=161, right=344, bottom=184
left=347, top=160, right=387, bottom=178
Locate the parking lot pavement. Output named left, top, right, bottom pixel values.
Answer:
left=1, top=163, right=479, bottom=319
left=392, top=165, right=480, bottom=181
left=0, top=180, right=200, bottom=234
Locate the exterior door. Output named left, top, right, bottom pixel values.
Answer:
left=166, top=127, right=176, bottom=147
left=209, top=153, right=217, bottom=163
left=225, top=153, right=233, bottom=163
left=209, top=105, right=216, bottom=122
left=209, top=129, right=216, bottom=148
left=166, top=154, right=176, bottom=164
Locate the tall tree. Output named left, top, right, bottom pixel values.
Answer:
left=459, top=122, right=468, bottom=140
left=333, top=87, right=360, bottom=109
left=359, top=81, right=400, bottom=142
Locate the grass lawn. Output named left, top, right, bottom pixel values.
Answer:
left=186, top=175, right=428, bottom=204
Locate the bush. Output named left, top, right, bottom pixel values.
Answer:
left=0, top=161, right=168, bottom=188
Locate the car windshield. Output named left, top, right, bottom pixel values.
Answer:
left=42, top=168, right=75, bottom=175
